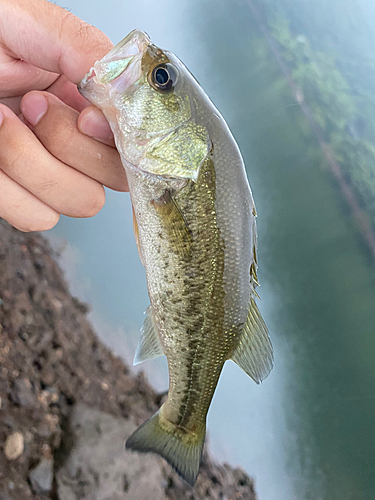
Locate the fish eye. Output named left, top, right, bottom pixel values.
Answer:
left=150, top=63, right=178, bottom=92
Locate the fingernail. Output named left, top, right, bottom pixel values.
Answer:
left=20, top=93, right=48, bottom=126
left=0, top=110, right=3, bottom=127
left=79, top=107, right=113, bottom=140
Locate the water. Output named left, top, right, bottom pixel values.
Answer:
left=49, top=1, right=375, bottom=499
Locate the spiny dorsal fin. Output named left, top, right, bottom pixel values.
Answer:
left=230, top=298, right=273, bottom=383
left=133, top=306, right=164, bottom=365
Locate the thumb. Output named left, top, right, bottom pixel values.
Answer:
left=0, top=0, right=113, bottom=83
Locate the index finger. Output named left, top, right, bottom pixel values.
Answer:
left=0, top=0, right=113, bottom=83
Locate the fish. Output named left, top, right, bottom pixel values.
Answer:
left=78, top=29, right=273, bottom=486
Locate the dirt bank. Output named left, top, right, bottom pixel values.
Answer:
left=0, top=220, right=257, bottom=500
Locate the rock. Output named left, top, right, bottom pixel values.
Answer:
left=4, top=432, right=24, bottom=460
left=10, top=378, right=36, bottom=409
left=29, top=458, right=54, bottom=494
left=38, top=413, right=60, bottom=438
left=56, top=405, right=167, bottom=500
left=0, top=220, right=258, bottom=500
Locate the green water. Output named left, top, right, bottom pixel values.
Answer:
left=201, top=4, right=375, bottom=499
left=50, top=1, right=375, bottom=498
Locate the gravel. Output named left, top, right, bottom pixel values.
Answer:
left=0, top=219, right=258, bottom=500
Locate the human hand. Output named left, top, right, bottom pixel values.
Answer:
left=0, top=0, right=127, bottom=232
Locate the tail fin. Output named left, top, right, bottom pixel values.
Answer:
left=126, top=407, right=205, bottom=486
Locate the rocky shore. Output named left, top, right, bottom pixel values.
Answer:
left=0, top=219, right=257, bottom=500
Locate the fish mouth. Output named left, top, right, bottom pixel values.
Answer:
left=103, top=29, right=151, bottom=60
left=77, top=67, right=96, bottom=95
left=78, top=29, right=151, bottom=100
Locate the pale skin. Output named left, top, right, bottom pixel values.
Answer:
left=0, top=0, right=128, bottom=232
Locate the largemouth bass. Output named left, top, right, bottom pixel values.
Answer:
left=78, top=29, right=273, bottom=486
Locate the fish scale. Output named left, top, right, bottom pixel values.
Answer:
left=145, top=157, right=228, bottom=430
left=78, top=29, right=273, bottom=485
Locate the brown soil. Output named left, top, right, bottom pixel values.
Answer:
left=0, top=219, right=257, bottom=500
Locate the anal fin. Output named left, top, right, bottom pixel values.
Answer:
left=133, top=306, right=164, bottom=365
left=230, top=298, right=273, bottom=383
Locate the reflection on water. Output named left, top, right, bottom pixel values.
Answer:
left=50, top=1, right=375, bottom=499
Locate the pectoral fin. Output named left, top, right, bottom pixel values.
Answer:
left=230, top=299, right=273, bottom=383
left=133, top=306, right=164, bottom=365
left=152, top=190, right=192, bottom=258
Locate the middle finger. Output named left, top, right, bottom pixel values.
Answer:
left=21, top=91, right=128, bottom=192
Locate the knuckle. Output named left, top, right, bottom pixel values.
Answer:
left=34, top=178, right=58, bottom=197
left=35, top=105, right=76, bottom=159
left=76, top=22, right=94, bottom=43
left=1, top=149, right=23, bottom=175
left=49, top=125, right=75, bottom=159
left=59, top=10, right=77, bottom=39
left=77, top=22, right=112, bottom=54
